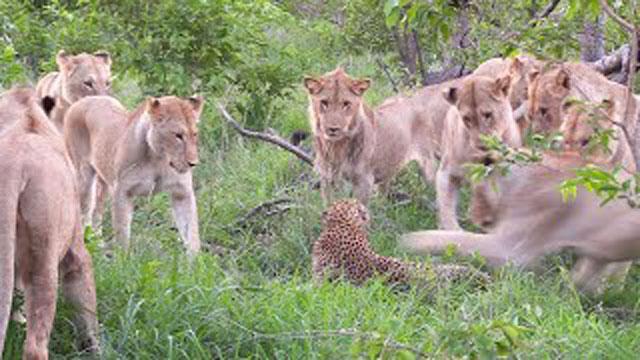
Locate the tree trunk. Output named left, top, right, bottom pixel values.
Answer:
left=581, top=15, right=605, bottom=62
left=421, top=2, right=470, bottom=86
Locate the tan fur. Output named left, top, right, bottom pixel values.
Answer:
left=0, top=88, right=98, bottom=359
left=35, top=50, right=112, bottom=132
left=474, top=55, right=543, bottom=133
left=401, top=153, right=640, bottom=294
left=64, top=95, right=204, bottom=256
left=304, top=68, right=520, bottom=229
left=559, top=99, right=618, bottom=162
left=528, top=62, right=639, bottom=131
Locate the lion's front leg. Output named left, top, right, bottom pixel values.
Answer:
left=435, top=166, right=462, bottom=230
left=320, top=175, right=336, bottom=206
left=469, top=183, right=497, bottom=229
left=112, top=184, right=134, bottom=250
left=170, top=181, right=200, bottom=257
left=353, top=174, right=374, bottom=206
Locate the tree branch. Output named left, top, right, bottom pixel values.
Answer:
left=589, top=44, right=630, bottom=75
left=216, top=103, right=314, bottom=166
left=232, top=197, right=294, bottom=230
left=537, top=0, right=561, bottom=19
left=599, top=0, right=634, bottom=32
left=376, top=58, right=399, bottom=93
left=599, top=0, right=639, bottom=169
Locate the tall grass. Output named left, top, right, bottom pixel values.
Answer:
left=3, top=50, right=640, bottom=360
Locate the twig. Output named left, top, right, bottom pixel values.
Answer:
left=376, top=58, right=399, bottom=93
left=216, top=103, right=314, bottom=166
left=230, top=327, right=429, bottom=358
left=233, top=198, right=293, bottom=229
left=537, top=0, right=561, bottom=20
left=599, top=0, right=634, bottom=32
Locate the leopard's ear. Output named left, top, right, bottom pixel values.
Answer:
left=321, top=209, right=330, bottom=223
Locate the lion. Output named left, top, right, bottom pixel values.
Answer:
left=527, top=62, right=640, bottom=139
left=64, top=95, right=204, bottom=256
left=0, top=88, right=98, bottom=358
left=304, top=68, right=520, bottom=229
left=400, top=152, right=640, bottom=294
left=35, top=50, right=112, bottom=132
left=473, top=55, right=543, bottom=131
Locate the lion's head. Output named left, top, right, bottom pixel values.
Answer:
left=443, top=74, right=519, bottom=155
left=560, top=98, right=615, bottom=161
left=56, top=50, right=112, bottom=103
left=145, top=96, right=204, bottom=174
left=527, top=64, right=571, bottom=134
left=304, top=68, right=371, bottom=142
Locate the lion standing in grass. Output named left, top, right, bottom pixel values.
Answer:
left=64, top=95, right=204, bottom=255
left=35, top=50, right=112, bottom=132
left=304, top=68, right=520, bottom=229
left=0, top=88, right=98, bottom=359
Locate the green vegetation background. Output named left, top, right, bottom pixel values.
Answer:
left=1, top=0, right=639, bottom=358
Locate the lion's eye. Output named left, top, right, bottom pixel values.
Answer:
left=175, top=133, right=184, bottom=141
left=482, top=112, right=492, bottom=119
left=105, top=80, right=112, bottom=88
left=84, top=80, right=94, bottom=88
left=539, top=107, right=548, bottom=116
left=462, top=116, right=473, bottom=125
left=343, top=101, right=351, bottom=109
left=320, top=99, right=329, bottom=111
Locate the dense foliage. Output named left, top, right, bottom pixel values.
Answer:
left=2, top=0, right=640, bottom=358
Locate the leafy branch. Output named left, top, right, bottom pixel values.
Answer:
left=560, top=166, right=640, bottom=208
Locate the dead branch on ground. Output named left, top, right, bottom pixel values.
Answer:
left=217, top=103, right=314, bottom=166
left=232, top=197, right=294, bottom=231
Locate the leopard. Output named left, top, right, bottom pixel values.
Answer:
left=312, top=199, right=488, bottom=288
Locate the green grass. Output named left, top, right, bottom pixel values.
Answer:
left=4, top=61, right=640, bottom=359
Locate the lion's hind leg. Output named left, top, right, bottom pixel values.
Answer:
left=22, top=226, right=59, bottom=360
left=60, top=227, right=99, bottom=354
left=399, top=230, right=509, bottom=267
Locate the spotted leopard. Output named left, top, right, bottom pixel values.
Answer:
left=312, top=199, right=487, bottom=288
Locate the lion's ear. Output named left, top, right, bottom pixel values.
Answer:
left=442, top=87, right=458, bottom=105
left=494, top=75, right=512, bottom=98
left=555, top=69, right=570, bottom=90
left=509, top=57, right=525, bottom=77
left=349, top=78, right=371, bottom=96
left=527, top=69, right=540, bottom=84
left=188, top=95, right=205, bottom=121
left=601, top=99, right=615, bottom=117
left=304, top=76, right=324, bottom=95
left=146, top=97, right=162, bottom=118
left=41, top=96, right=55, bottom=117
left=56, top=50, right=72, bottom=72
left=93, top=50, right=111, bottom=67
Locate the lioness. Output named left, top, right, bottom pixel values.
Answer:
left=401, top=153, right=640, bottom=294
left=0, top=88, right=98, bottom=358
left=473, top=55, right=543, bottom=132
left=64, top=95, right=203, bottom=255
left=36, top=50, right=112, bottom=132
left=304, top=68, right=520, bottom=229
left=527, top=62, right=640, bottom=137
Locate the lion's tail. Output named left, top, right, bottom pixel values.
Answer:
left=399, top=230, right=506, bottom=267
left=0, top=180, right=17, bottom=355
